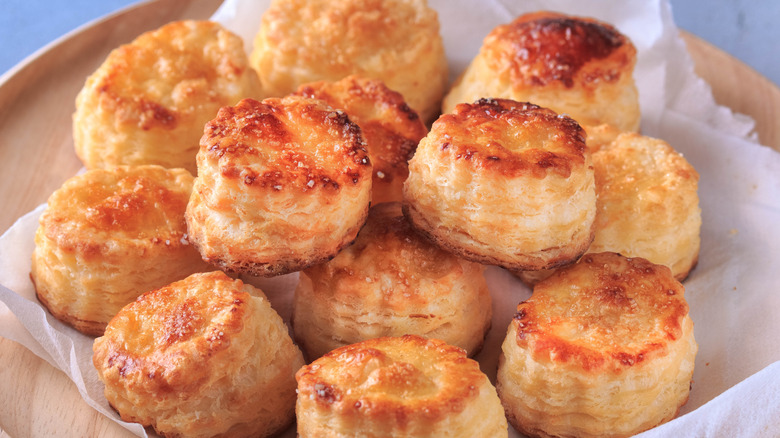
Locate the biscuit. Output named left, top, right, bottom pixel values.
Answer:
left=295, top=335, right=508, bottom=437
left=93, top=271, right=305, bottom=438
left=292, top=202, right=492, bottom=360
left=250, top=0, right=448, bottom=124
left=443, top=11, right=640, bottom=132
left=74, top=20, right=263, bottom=175
left=185, top=96, right=372, bottom=277
left=515, top=132, right=701, bottom=285
left=497, top=252, right=697, bottom=438
left=294, top=76, right=427, bottom=204
left=30, top=165, right=209, bottom=336
left=403, top=98, right=596, bottom=271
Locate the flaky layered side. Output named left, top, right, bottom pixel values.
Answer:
left=294, top=76, right=427, bottom=204
left=497, top=253, right=697, bottom=438
left=403, top=98, right=596, bottom=271
left=30, top=165, right=209, bottom=336
left=73, top=20, right=263, bottom=175
left=93, top=271, right=305, bottom=438
left=250, top=0, right=448, bottom=124
left=296, top=335, right=507, bottom=437
left=443, top=11, right=639, bottom=132
left=515, top=132, right=701, bottom=285
left=185, top=96, right=372, bottom=277
left=292, top=202, right=492, bottom=361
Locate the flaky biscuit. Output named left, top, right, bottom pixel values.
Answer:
left=185, top=96, right=372, bottom=277
left=590, top=133, right=701, bottom=281
left=296, top=335, right=508, bottom=437
left=30, top=165, right=209, bottom=336
left=292, top=202, right=492, bottom=361
left=443, top=11, right=640, bottom=132
left=294, top=76, right=427, bottom=204
left=403, top=98, right=596, bottom=271
left=93, top=271, right=305, bottom=438
left=497, top=252, right=697, bottom=438
left=250, top=0, right=448, bottom=124
left=74, top=20, right=263, bottom=175
left=515, top=132, right=701, bottom=285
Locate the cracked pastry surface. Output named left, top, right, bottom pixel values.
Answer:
left=250, top=0, right=448, bottom=124
left=292, top=202, right=492, bottom=361
left=403, top=98, right=596, bottom=271
left=497, top=252, right=697, bottom=438
left=92, top=271, right=305, bottom=438
left=294, top=75, right=427, bottom=204
left=73, top=20, right=263, bottom=175
left=30, top=165, right=209, bottom=336
left=295, top=335, right=508, bottom=437
left=185, top=95, right=372, bottom=277
left=443, top=11, right=640, bottom=132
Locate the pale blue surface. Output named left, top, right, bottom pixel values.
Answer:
left=1, top=0, right=778, bottom=85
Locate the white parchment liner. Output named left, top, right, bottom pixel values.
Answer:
left=2, top=0, right=779, bottom=436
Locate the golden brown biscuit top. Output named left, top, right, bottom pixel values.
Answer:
left=433, top=98, right=587, bottom=179
left=41, top=165, right=193, bottom=256
left=88, top=20, right=255, bottom=130
left=294, top=76, right=426, bottom=181
left=594, top=132, right=700, bottom=196
left=304, top=202, right=461, bottom=310
left=93, top=271, right=255, bottom=390
left=484, top=11, right=635, bottom=89
left=260, top=0, right=441, bottom=77
left=296, top=335, right=484, bottom=421
left=513, top=252, right=689, bottom=373
left=200, top=96, right=371, bottom=192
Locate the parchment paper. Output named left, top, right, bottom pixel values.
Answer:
left=1, top=0, right=779, bottom=436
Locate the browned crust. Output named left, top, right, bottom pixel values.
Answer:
left=295, top=335, right=484, bottom=424
left=402, top=202, right=594, bottom=271
left=434, top=98, right=587, bottom=179
left=41, top=166, right=193, bottom=261
left=484, top=11, right=636, bottom=90
left=513, top=252, right=690, bottom=374
left=93, top=272, right=249, bottom=394
left=200, top=96, right=371, bottom=193
left=293, top=75, right=426, bottom=186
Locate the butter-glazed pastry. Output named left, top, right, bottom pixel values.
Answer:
left=443, top=11, right=640, bottom=132
left=185, top=96, right=372, bottom=277
left=74, top=20, right=263, bottom=175
left=403, top=98, right=596, bottom=271
left=497, top=252, right=697, bottom=438
left=294, top=76, right=427, bottom=204
left=515, top=132, right=701, bottom=285
left=250, top=0, right=448, bottom=124
left=30, top=165, right=209, bottom=336
left=292, top=202, right=492, bottom=360
left=93, top=271, right=305, bottom=438
left=590, top=133, right=701, bottom=280
left=295, top=335, right=508, bottom=437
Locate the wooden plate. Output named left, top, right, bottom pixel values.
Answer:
left=0, top=1, right=778, bottom=436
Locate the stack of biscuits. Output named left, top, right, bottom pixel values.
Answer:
left=29, top=2, right=701, bottom=437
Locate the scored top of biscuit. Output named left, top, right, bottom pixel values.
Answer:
left=198, top=96, right=372, bottom=194
left=435, top=98, right=587, bottom=179
left=484, top=11, right=636, bottom=89
left=513, top=252, right=690, bottom=374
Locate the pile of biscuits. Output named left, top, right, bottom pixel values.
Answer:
left=29, top=1, right=702, bottom=437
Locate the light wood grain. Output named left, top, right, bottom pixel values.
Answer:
left=0, top=2, right=778, bottom=437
